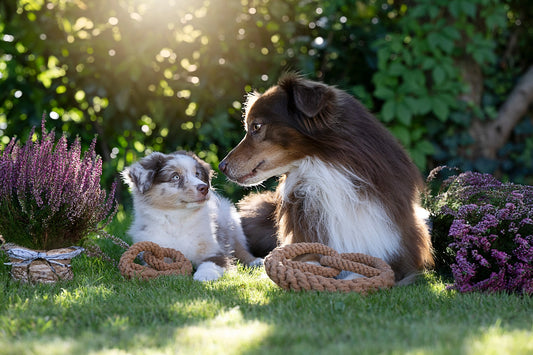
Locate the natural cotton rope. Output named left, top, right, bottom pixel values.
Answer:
left=118, top=241, right=193, bottom=280
left=264, top=243, right=395, bottom=293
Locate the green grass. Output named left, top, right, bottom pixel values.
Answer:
left=1, top=212, right=532, bottom=355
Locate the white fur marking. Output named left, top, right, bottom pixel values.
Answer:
left=193, top=261, right=224, bottom=281
left=281, top=157, right=402, bottom=262
left=239, top=161, right=299, bottom=187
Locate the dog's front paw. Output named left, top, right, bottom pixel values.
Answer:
left=136, top=251, right=147, bottom=265
left=335, top=270, right=365, bottom=280
left=193, top=261, right=224, bottom=282
left=248, top=258, right=264, bottom=267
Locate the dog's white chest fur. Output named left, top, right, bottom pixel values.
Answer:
left=281, top=158, right=402, bottom=261
left=128, top=197, right=220, bottom=266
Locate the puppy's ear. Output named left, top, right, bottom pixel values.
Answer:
left=121, top=168, right=135, bottom=188
left=122, top=152, right=168, bottom=194
left=198, top=159, right=215, bottom=184
left=278, top=73, right=336, bottom=132
left=184, top=151, right=215, bottom=184
left=122, top=163, right=154, bottom=194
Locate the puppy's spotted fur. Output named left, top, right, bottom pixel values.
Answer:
left=123, top=151, right=261, bottom=281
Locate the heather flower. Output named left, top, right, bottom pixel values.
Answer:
left=425, top=169, right=533, bottom=294
left=0, top=117, right=117, bottom=250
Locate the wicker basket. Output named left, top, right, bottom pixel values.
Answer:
left=2, top=243, right=84, bottom=283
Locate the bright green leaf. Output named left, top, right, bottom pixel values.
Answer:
left=388, top=62, right=405, bottom=77
left=396, top=101, right=412, bottom=125
left=432, top=97, right=449, bottom=121
left=417, top=97, right=432, bottom=115
left=373, top=72, right=399, bottom=88
left=410, top=149, right=427, bottom=171
left=404, top=96, right=419, bottom=114
left=421, top=57, right=436, bottom=70
left=390, top=124, right=411, bottom=146
left=441, top=27, right=461, bottom=41
left=448, top=0, right=460, bottom=18
left=410, top=127, right=426, bottom=141
left=427, top=32, right=454, bottom=54
left=439, top=36, right=455, bottom=54
left=432, top=66, right=446, bottom=85
left=415, top=140, right=435, bottom=155
left=428, top=5, right=440, bottom=18
left=461, top=1, right=477, bottom=18
left=374, top=87, right=395, bottom=100
left=381, top=100, right=396, bottom=122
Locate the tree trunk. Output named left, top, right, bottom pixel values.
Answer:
left=468, top=64, right=533, bottom=159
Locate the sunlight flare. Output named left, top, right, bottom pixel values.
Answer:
left=174, top=306, right=272, bottom=353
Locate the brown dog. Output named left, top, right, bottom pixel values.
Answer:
left=219, top=73, right=433, bottom=283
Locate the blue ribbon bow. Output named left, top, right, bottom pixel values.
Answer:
left=4, top=246, right=85, bottom=268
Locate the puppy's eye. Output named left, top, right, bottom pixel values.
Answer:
left=250, top=123, right=262, bottom=134
left=171, top=173, right=180, bottom=181
left=195, top=171, right=201, bottom=178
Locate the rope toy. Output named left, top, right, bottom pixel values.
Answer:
left=264, top=243, right=395, bottom=293
left=118, top=241, right=193, bottom=280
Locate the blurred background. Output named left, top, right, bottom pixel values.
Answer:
left=1, top=0, right=533, bottom=205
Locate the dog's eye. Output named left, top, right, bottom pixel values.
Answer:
left=250, top=123, right=262, bottom=134
left=195, top=171, right=201, bottom=178
left=171, top=173, right=180, bottom=181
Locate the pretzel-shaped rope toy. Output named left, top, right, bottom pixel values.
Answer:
left=264, top=243, right=395, bottom=293
left=118, top=241, right=193, bottom=280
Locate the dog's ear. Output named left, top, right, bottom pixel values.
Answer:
left=293, top=81, right=333, bottom=118
left=122, top=153, right=168, bottom=194
left=278, top=73, right=336, bottom=132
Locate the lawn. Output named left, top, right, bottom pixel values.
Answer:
left=1, top=211, right=532, bottom=355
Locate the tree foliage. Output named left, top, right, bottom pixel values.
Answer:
left=373, top=0, right=509, bottom=169
left=1, top=0, right=533, bottom=202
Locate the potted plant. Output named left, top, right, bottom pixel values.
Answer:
left=425, top=168, right=533, bottom=294
left=0, top=117, right=117, bottom=283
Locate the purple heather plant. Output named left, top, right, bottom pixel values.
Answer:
left=427, top=169, right=533, bottom=294
left=0, top=117, right=117, bottom=250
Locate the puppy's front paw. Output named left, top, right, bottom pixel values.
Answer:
left=249, top=258, right=264, bottom=267
left=193, top=261, right=224, bottom=282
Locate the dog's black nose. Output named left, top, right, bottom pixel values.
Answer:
left=197, top=183, right=209, bottom=196
left=218, top=160, right=227, bottom=173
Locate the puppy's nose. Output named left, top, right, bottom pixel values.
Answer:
left=197, top=183, right=209, bottom=196
left=218, top=160, right=227, bottom=173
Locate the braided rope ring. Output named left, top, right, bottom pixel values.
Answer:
left=118, top=241, right=193, bottom=280
left=264, top=243, right=395, bottom=293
